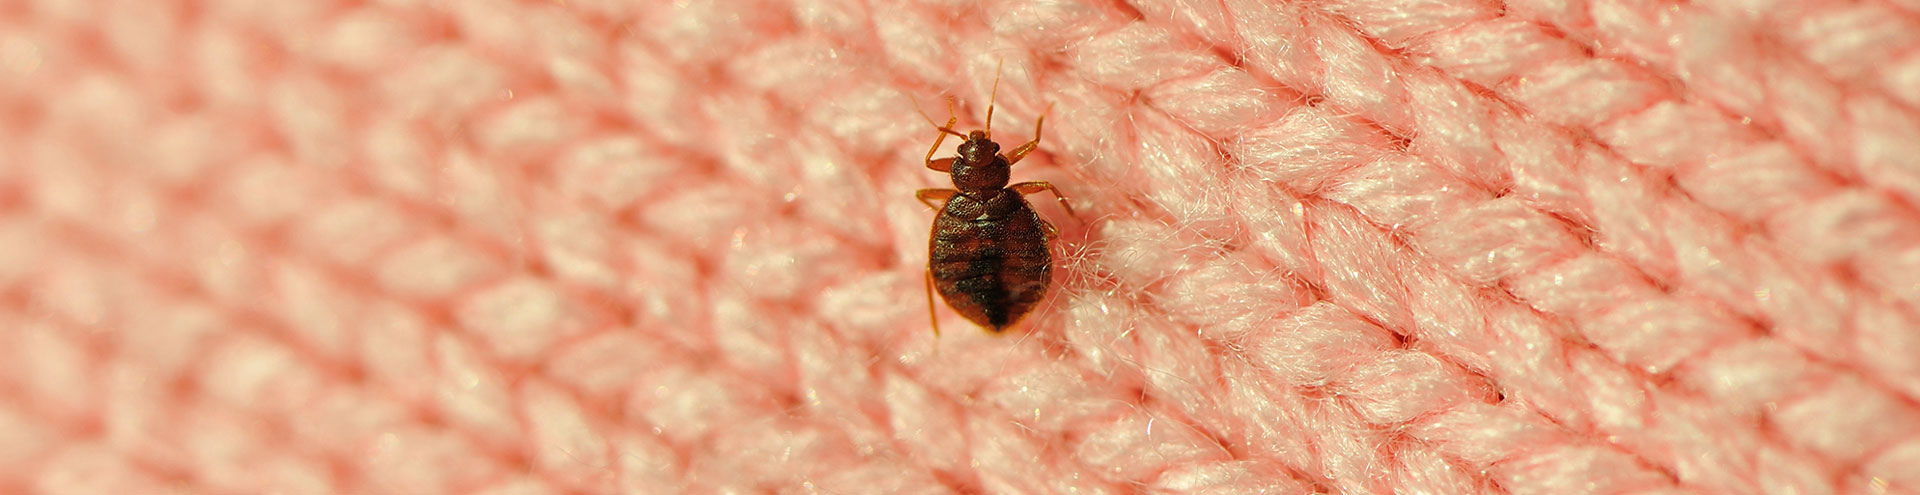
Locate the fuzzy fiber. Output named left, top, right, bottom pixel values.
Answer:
left=5, top=0, right=1920, bottom=493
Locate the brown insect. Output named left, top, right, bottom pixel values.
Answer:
left=915, top=88, right=1074, bottom=336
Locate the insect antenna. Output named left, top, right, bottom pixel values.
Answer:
left=985, top=59, right=1002, bottom=139
left=911, top=95, right=967, bottom=139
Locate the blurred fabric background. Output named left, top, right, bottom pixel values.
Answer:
left=4, top=0, right=1920, bottom=493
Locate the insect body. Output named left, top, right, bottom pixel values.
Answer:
left=916, top=97, right=1073, bottom=335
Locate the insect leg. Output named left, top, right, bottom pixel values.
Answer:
left=917, top=187, right=957, bottom=338
left=916, top=188, right=958, bottom=210
left=924, top=126, right=962, bottom=172
left=1004, top=103, right=1054, bottom=165
left=1010, top=181, right=1075, bottom=218
left=924, top=268, right=941, bottom=338
left=917, top=97, right=967, bottom=171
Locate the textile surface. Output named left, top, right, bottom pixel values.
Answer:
left=4, top=0, right=1920, bottom=493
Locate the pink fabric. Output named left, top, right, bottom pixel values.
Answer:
left=5, top=0, right=1920, bottom=493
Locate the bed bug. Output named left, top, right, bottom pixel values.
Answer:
left=915, top=86, right=1074, bottom=336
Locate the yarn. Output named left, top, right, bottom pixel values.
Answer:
left=2, top=0, right=1918, bottom=493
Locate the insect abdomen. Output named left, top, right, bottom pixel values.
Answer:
left=929, top=193, right=1052, bottom=332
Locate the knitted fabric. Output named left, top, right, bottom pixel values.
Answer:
left=4, top=0, right=1920, bottom=493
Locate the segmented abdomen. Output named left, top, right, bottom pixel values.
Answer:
left=928, top=193, right=1052, bottom=332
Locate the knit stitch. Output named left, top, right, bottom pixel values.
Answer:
left=2, top=0, right=1918, bottom=493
